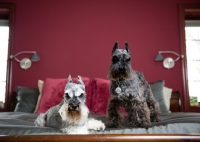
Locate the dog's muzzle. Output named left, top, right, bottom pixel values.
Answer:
left=118, top=66, right=125, bottom=72
left=68, top=102, right=80, bottom=111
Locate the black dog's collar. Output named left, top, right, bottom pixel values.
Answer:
left=115, top=79, right=124, bottom=94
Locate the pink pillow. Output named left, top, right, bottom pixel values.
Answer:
left=35, top=77, right=92, bottom=113
left=90, top=78, right=126, bottom=114
left=90, top=78, right=111, bottom=114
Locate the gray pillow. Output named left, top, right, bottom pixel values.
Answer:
left=14, top=86, right=39, bottom=113
left=149, top=80, right=169, bottom=113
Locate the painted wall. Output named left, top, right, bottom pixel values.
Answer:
left=1, top=0, right=200, bottom=110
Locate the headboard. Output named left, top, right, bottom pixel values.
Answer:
left=10, top=91, right=181, bottom=112
left=169, top=91, right=181, bottom=112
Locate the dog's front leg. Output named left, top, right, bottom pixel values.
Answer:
left=106, top=97, right=124, bottom=128
left=125, top=95, right=151, bottom=128
left=34, top=113, right=46, bottom=127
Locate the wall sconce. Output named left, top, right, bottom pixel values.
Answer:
left=10, top=51, right=40, bottom=70
left=155, top=51, right=184, bottom=69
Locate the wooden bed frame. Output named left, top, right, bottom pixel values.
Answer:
left=1, top=134, right=200, bottom=142
left=1, top=91, right=200, bottom=142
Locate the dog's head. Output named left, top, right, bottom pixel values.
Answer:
left=108, top=42, right=133, bottom=80
left=64, top=75, right=86, bottom=110
left=60, top=75, right=87, bottom=123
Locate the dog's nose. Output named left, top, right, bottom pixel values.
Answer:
left=71, top=104, right=78, bottom=110
left=69, top=103, right=79, bottom=110
left=119, top=67, right=125, bottom=72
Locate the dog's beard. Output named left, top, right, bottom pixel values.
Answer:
left=108, top=64, right=134, bottom=80
left=67, top=108, right=81, bottom=123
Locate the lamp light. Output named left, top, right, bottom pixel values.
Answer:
left=155, top=51, right=184, bottom=69
left=10, top=51, right=40, bottom=70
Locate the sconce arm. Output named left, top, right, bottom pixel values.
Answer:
left=10, top=51, right=36, bottom=58
left=174, top=55, right=185, bottom=62
left=10, top=56, right=20, bottom=62
left=159, top=51, right=184, bottom=62
left=159, top=51, right=180, bottom=57
left=10, top=51, right=36, bottom=62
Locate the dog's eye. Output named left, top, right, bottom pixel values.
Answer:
left=79, top=93, right=84, bottom=98
left=112, top=56, right=118, bottom=63
left=65, top=93, right=70, bottom=99
left=126, top=58, right=131, bottom=62
left=44, top=115, right=47, bottom=121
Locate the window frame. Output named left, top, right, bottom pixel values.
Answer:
left=0, top=3, right=15, bottom=112
left=178, top=4, right=200, bottom=112
left=0, top=26, right=9, bottom=106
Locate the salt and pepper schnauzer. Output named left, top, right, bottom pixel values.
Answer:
left=106, top=42, right=160, bottom=128
left=35, top=75, right=105, bottom=134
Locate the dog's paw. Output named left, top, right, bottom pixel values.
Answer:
left=106, top=116, right=124, bottom=128
left=34, top=113, right=46, bottom=127
left=62, top=126, right=89, bottom=134
left=106, top=122, right=121, bottom=128
left=87, top=118, right=105, bottom=131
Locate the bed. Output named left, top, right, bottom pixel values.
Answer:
left=0, top=78, right=200, bottom=141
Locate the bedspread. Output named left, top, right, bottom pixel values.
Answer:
left=0, top=112, right=200, bottom=135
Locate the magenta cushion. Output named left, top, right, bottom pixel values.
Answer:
left=90, top=78, right=111, bottom=114
left=35, top=77, right=92, bottom=113
left=90, top=78, right=126, bottom=114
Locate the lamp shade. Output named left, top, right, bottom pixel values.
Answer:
left=155, top=53, right=164, bottom=61
left=31, top=53, right=40, bottom=61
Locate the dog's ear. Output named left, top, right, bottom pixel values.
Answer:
left=68, top=74, right=73, bottom=83
left=112, top=42, right=118, bottom=54
left=77, top=75, right=85, bottom=90
left=124, top=42, right=130, bottom=53
left=77, top=75, right=84, bottom=85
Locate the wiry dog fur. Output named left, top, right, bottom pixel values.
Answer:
left=35, top=75, right=105, bottom=134
left=106, top=42, right=160, bottom=128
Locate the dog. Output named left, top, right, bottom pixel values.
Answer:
left=106, top=42, right=160, bottom=128
left=35, top=75, right=105, bottom=134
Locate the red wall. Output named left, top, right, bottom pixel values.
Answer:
left=1, top=0, right=200, bottom=108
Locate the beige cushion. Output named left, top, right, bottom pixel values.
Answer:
left=33, top=80, right=44, bottom=113
left=163, top=86, right=173, bottom=111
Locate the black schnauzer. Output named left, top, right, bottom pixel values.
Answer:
left=106, top=42, right=160, bottom=128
